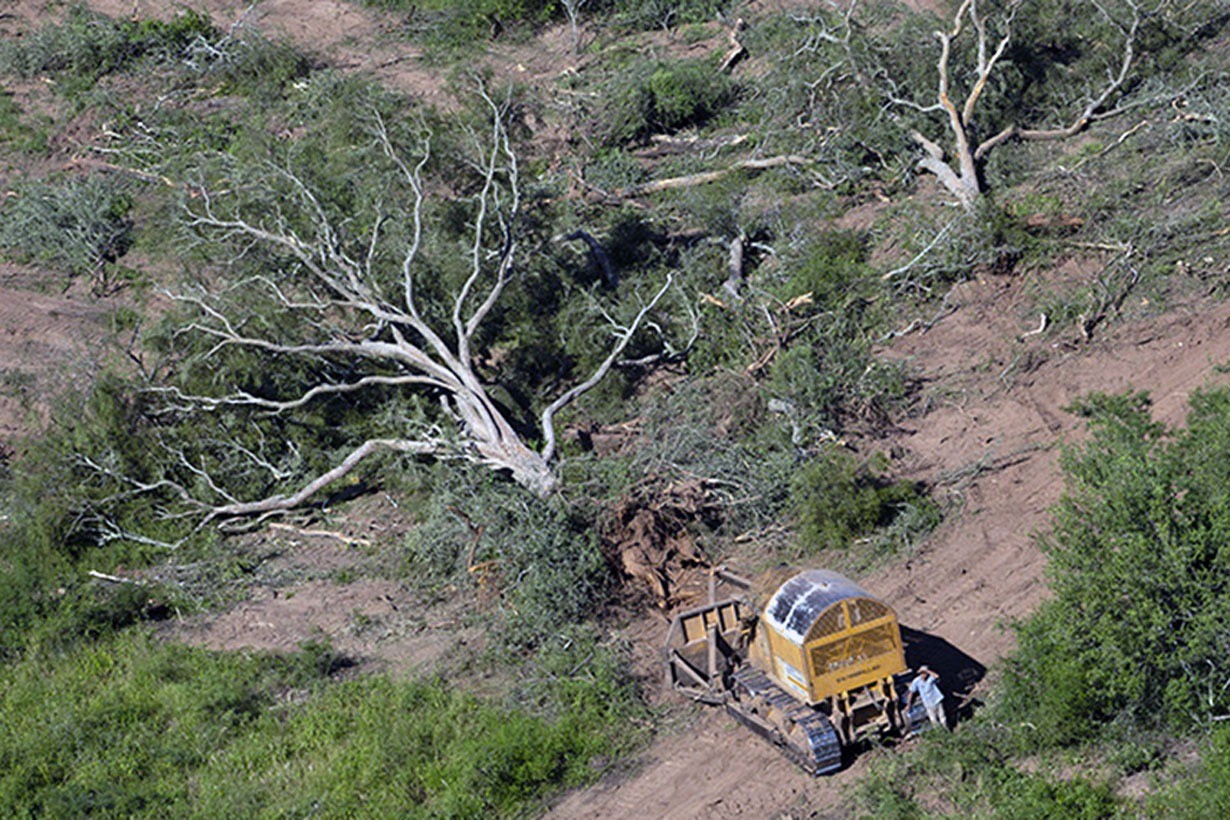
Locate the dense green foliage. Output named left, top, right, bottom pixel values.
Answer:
left=1150, top=725, right=1230, bottom=817
left=856, top=390, right=1230, bottom=816
left=0, top=177, right=133, bottom=280
left=358, top=0, right=732, bottom=41
left=0, top=3, right=310, bottom=102
left=1002, top=391, right=1230, bottom=745
left=0, top=5, right=213, bottom=92
left=0, top=632, right=634, bottom=816
left=406, top=469, right=612, bottom=650
left=599, top=57, right=736, bottom=144
left=852, top=724, right=1121, bottom=819
left=791, top=449, right=938, bottom=555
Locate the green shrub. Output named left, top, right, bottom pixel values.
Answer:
left=762, top=228, right=910, bottom=433
left=1150, top=724, right=1230, bottom=818
left=790, top=449, right=937, bottom=554
left=777, top=230, right=870, bottom=306
left=199, top=673, right=609, bottom=816
left=768, top=330, right=905, bottom=434
left=0, top=88, right=27, bottom=146
left=368, top=0, right=560, bottom=52
left=0, top=631, right=621, bottom=816
left=0, top=176, right=133, bottom=282
left=586, top=146, right=647, bottom=192
left=854, top=720, right=1119, bottom=818
left=993, top=774, right=1119, bottom=820
left=0, top=6, right=214, bottom=90
left=200, top=32, right=315, bottom=101
left=404, top=468, right=612, bottom=649
left=0, top=632, right=325, bottom=815
left=1002, top=390, right=1230, bottom=744
left=601, top=57, right=735, bottom=144
left=567, top=372, right=798, bottom=535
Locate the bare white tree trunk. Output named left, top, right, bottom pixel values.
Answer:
left=562, top=0, right=589, bottom=54
left=118, top=86, right=673, bottom=530
left=889, top=0, right=1144, bottom=209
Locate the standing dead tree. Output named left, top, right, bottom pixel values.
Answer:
left=131, top=90, right=671, bottom=529
left=891, top=0, right=1145, bottom=209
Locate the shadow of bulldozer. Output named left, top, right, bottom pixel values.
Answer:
left=901, top=626, right=987, bottom=726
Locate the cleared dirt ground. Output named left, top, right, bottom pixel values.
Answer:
left=549, top=283, right=1230, bottom=818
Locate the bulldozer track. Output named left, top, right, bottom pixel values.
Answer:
left=728, top=666, right=844, bottom=776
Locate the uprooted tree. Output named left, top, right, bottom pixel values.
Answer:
left=82, top=88, right=672, bottom=535
left=792, top=0, right=1212, bottom=209
left=894, top=0, right=1146, bottom=209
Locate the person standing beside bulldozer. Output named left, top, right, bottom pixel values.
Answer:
left=906, top=665, right=948, bottom=732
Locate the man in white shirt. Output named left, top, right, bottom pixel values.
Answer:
left=906, top=665, right=948, bottom=731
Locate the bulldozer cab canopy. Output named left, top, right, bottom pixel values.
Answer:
left=763, top=569, right=891, bottom=644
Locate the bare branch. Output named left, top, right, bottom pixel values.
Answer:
left=881, top=0, right=1147, bottom=207
left=541, top=274, right=675, bottom=464
left=205, top=438, right=441, bottom=522
left=456, top=79, right=519, bottom=358
left=146, top=374, right=450, bottom=414
left=560, top=229, right=617, bottom=288
left=621, top=155, right=814, bottom=197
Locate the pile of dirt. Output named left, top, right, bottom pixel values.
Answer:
left=601, top=478, right=720, bottom=609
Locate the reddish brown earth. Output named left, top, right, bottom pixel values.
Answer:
left=3, top=3, right=1229, bottom=818
left=0, top=266, right=115, bottom=441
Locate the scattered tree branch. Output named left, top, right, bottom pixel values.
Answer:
left=87, top=83, right=677, bottom=534
left=559, top=228, right=617, bottom=288
left=885, top=0, right=1147, bottom=208
left=719, top=18, right=748, bottom=73
left=620, top=155, right=813, bottom=197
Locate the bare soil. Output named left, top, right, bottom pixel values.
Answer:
left=3, top=3, right=1229, bottom=817
left=0, top=265, right=115, bottom=442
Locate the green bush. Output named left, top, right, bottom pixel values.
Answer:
left=404, top=468, right=612, bottom=649
left=196, top=673, right=608, bottom=816
left=1150, top=724, right=1230, bottom=818
left=1002, top=390, right=1230, bottom=745
left=0, top=631, right=620, bottom=817
left=0, top=176, right=134, bottom=283
left=366, top=0, right=560, bottom=52
left=763, top=229, right=910, bottom=433
left=994, top=774, right=1119, bottom=819
left=0, top=87, right=41, bottom=152
left=777, top=230, right=870, bottom=306
left=0, top=6, right=214, bottom=90
left=566, top=373, right=798, bottom=534
left=853, top=720, right=1119, bottom=819
left=202, top=32, right=315, bottom=101
left=601, top=57, right=735, bottom=144
left=790, top=449, right=937, bottom=554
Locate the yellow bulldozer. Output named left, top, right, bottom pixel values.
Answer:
left=664, top=566, right=929, bottom=774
